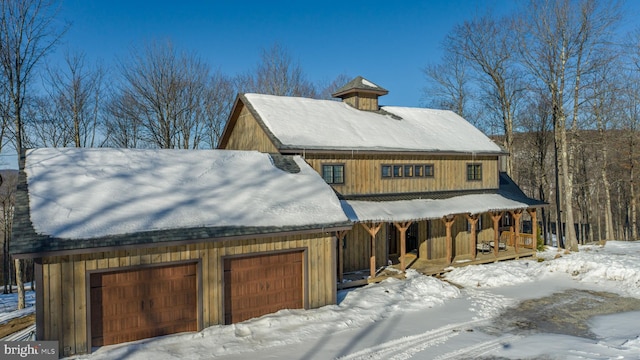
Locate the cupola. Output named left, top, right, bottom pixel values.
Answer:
left=332, top=76, right=388, bottom=111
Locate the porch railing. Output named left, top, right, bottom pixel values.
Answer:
left=500, top=231, right=536, bottom=250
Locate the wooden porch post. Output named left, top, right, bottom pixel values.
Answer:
left=335, top=230, right=348, bottom=283
left=491, top=212, right=503, bottom=257
left=528, top=208, right=538, bottom=251
left=393, top=221, right=412, bottom=273
left=441, top=216, right=455, bottom=264
left=511, top=210, right=523, bottom=254
left=466, top=214, right=479, bottom=261
left=360, top=222, right=382, bottom=278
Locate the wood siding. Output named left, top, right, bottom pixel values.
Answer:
left=417, top=215, right=497, bottom=261
left=343, top=224, right=387, bottom=272
left=39, top=233, right=335, bottom=356
left=342, top=216, right=500, bottom=271
left=219, top=103, right=500, bottom=195
left=304, top=154, right=499, bottom=196
left=223, top=105, right=279, bottom=152
left=342, top=93, right=379, bottom=111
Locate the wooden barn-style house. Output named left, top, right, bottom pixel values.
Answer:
left=219, top=76, right=545, bottom=287
left=10, top=76, right=545, bottom=356
left=10, top=148, right=350, bottom=356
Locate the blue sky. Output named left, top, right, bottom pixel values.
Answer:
left=52, top=0, right=520, bottom=107
left=2, top=0, right=636, bottom=169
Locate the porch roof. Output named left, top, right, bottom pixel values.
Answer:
left=340, top=193, right=537, bottom=223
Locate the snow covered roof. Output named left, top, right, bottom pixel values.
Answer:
left=341, top=194, right=534, bottom=223
left=11, top=148, right=350, bottom=256
left=240, top=93, right=503, bottom=154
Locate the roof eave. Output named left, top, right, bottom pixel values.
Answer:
left=11, top=222, right=353, bottom=259
left=332, top=88, right=389, bottom=98
left=279, top=147, right=507, bottom=157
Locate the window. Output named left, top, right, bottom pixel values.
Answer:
left=467, top=163, right=482, bottom=181
left=322, top=164, right=344, bottom=184
left=381, top=163, right=435, bottom=179
left=403, top=165, right=413, bottom=177
left=424, top=164, right=434, bottom=177
left=381, top=165, right=392, bottom=178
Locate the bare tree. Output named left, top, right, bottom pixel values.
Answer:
left=24, top=95, right=72, bottom=147
left=446, top=15, right=524, bottom=176
left=317, top=73, right=352, bottom=100
left=0, top=80, right=12, bottom=160
left=585, top=59, right=623, bottom=240
left=619, top=74, right=640, bottom=240
left=236, top=43, right=317, bottom=97
left=204, top=71, right=235, bottom=148
left=0, top=171, right=17, bottom=294
left=422, top=50, right=473, bottom=120
left=0, top=0, right=66, bottom=166
left=41, top=51, right=104, bottom=147
left=0, top=0, right=67, bottom=309
left=111, top=41, right=211, bottom=149
left=519, top=92, right=553, bottom=244
left=104, top=92, right=142, bottom=148
left=516, top=0, right=620, bottom=251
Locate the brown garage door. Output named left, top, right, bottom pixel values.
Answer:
left=90, top=263, right=197, bottom=346
left=224, top=251, right=303, bottom=324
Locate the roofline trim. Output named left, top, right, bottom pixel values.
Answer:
left=12, top=224, right=353, bottom=259
left=280, top=148, right=507, bottom=156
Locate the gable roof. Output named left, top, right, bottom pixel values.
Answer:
left=11, top=148, right=350, bottom=257
left=233, top=93, right=504, bottom=155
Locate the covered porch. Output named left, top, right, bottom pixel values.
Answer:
left=336, top=193, right=544, bottom=289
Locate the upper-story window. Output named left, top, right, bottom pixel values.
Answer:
left=382, top=165, right=392, bottom=178
left=403, top=165, right=413, bottom=177
left=424, top=164, right=434, bottom=177
left=382, top=164, right=434, bottom=179
left=393, top=165, right=403, bottom=177
left=467, top=163, right=482, bottom=181
left=322, top=164, right=344, bottom=184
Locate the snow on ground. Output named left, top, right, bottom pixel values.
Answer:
left=445, top=241, right=640, bottom=298
left=3, top=242, right=640, bottom=359
left=0, top=287, right=35, bottom=326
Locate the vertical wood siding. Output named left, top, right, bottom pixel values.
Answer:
left=40, top=233, right=335, bottom=356
left=342, top=217, right=500, bottom=270
left=304, top=154, right=499, bottom=196
left=343, top=224, right=388, bottom=272
left=224, top=105, right=279, bottom=152
left=342, top=93, right=379, bottom=111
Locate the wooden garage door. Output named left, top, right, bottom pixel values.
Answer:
left=224, top=251, right=303, bottom=324
left=90, top=263, right=197, bottom=346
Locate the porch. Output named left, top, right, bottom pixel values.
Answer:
left=337, top=234, right=536, bottom=289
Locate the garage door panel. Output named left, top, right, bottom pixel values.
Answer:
left=224, top=251, right=304, bottom=324
left=90, top=263, right=197, bottom=347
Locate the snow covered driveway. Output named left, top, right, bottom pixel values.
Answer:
left=70, top=242, right=640, bottom=359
